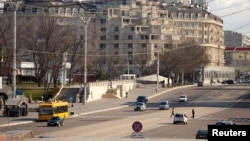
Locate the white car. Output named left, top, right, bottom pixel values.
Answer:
left=173, top=113, right=188, bottom=124
left=134, top=102, right=146, bottom=111
left=178, top=95, right=188, bottom=102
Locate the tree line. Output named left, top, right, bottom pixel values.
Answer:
left=0, top=14, right=209, bottom=90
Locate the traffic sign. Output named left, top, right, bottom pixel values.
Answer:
left=16, top=89, right=23, bottom=95
left=132, top=121, right=143, bottom=132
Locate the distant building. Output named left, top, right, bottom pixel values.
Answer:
left=0, top=0, right=235, bottom=85
left=96, top=0, right=232, bottom=84
left=224, top=47, right=250, bottom=81
left=224, top=31, right=250, bottom=47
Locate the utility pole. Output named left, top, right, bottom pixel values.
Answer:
left=127, top=56, right=129, bottom=75
left=7, top=0, right=22, bottom=98
left=83, top=21, right=88, bottom=105
left=78, top=13, right=91, bottom=105
left=156, top=45, right=160, bottom=93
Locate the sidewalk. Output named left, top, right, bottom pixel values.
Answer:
left=0, top=84, right=194, bottom=127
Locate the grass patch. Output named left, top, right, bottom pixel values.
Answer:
left=15, top=84, right=60, bottom=101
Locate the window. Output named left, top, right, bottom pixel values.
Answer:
left=154, top=52, right=157, bottom=57
left=100, top=19, right=106, bottom=24
left=54, top=106, right=68, bottom=114
left=129, top=60, right=133, bottom=64
left=184, top=13, right=189, bottom=19
left=114, top=35, right=119, bottom=40
left=121, top=11, right=125, bottom=16
left=164, top=44, right=171, bottom=49
left=100, top=44, right=106, bottom=49
left=141, top=43, right=147, bottom=48
left=101, top=27, right=106, bottom=32
left=128, top=52, right=133, bottom=56
left=224, top=52, right=233, bottom=59
left=123, top=19, right=129, bottom=24
left=159, top=13, right=165, bottom=18
left=101, top=35, right=106, bottom=40
left=128, top=44, right=133, bottom=48
left=141, top=35, right=149, bottom=40
left=114, top=27, right=119, bottom=32
left=114, top=44, right=119, bottom=49
left=178, top=13, right=183, bottom=19
left=122, top=0, right=126, bottom=5
left=103, top=10, right=107, bottom=16
left=131, top=27, right=135, bottom=31
left=128, top=35, right=133, bottom=40
left=151, top=35, right=158, bottom=40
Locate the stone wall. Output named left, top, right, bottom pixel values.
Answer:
left=87, top=80, right=136, bottom=102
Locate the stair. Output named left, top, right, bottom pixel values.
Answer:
left=102, top=89, right=120, bottom=99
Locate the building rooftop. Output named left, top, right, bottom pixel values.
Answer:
left=160, top=2, right=223, bottom=23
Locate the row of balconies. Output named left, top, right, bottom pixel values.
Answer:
left=5, top=6, right=86, bottom=17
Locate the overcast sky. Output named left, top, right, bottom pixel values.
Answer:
left=208, top=0, right=250, bottom=36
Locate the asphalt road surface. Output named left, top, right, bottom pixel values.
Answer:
left=1, top=84, right=250, bottom=141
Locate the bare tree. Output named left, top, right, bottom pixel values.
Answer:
left=67, top=19, right=102, bottom=83
left=93, top=55, right=107, bottom=80
left=159, top=42, right=209, bottom=86
left=160, top=49, right=177, bottom=86
left=133, top=50, right=151, bottom=76
left=21, top=16, right=74, bottom=99
left=0, top=14, right=17, bottom=84
left=105, top=56, right=123, bottom=80
left=0, top=13, right=28, bottom=85
left=67, top=37, right=82, bottom=85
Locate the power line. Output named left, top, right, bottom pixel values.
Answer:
left=219, top=7, right=250, bottom=18
left=210, top=0, right=250, bottom=11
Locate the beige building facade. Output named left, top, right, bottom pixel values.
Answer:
left=95, top=0, right=233, bottom=83
left=225, top=47, right=250, bottom=81
left=0, top=0, right=235, bottom=84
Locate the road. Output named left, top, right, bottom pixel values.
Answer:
left=1, top=84, right=250, bottom=140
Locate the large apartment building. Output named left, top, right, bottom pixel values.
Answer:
left=0, top=0, right=235, bottom=85
left=95, top=0, right=233, bottom=83
left=224, top=31, right=250, bottom=47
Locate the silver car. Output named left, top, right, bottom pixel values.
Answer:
left=134, top=102, right=146, bottom=111
left=178, top=95, right=188, bottom=102
left=173, top=113, right=188, bottom=124
left=159, top=101, right=170, bottom=110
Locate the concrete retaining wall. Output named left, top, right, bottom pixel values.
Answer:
left=87, top=80, right=136, bottom=102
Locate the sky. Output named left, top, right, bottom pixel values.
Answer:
left=208, top=0, right=250, bottom=36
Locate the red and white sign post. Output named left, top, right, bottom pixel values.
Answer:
left=131, top=121, right=144, bottom=138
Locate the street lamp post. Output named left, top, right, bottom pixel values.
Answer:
left=127, top=56, right=129, bottom=75
left=7, top=0, right=22, bottom=98
left=156, top=45, right=160, bottom=93
left=13, top=3, right=17, bottom=98
left=78, top=13, right=90, bottom=105
left=83, top=22, right=88, bottom=105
